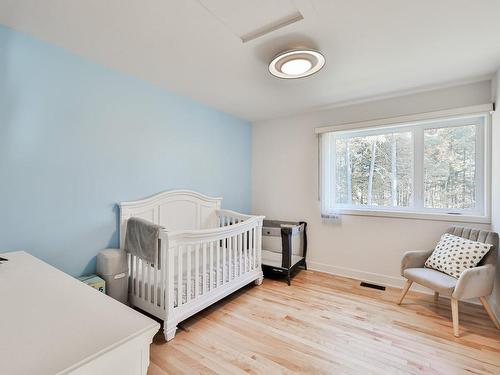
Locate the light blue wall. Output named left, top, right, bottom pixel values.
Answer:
left=0, top=25, right=251, bottom=276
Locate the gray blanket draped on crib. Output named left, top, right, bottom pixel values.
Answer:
left=124, top=217, right=163, bottom=265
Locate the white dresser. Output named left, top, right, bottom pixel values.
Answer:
left=0, top=251, right=160, bottom=375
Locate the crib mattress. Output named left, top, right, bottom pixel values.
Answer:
left=132, top=255, right=252, bottom=307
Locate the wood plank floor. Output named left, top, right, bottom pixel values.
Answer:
left=148, top=270, right=500, bottom=375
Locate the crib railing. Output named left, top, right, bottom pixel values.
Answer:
left=217, top=209, right=253, bottom=227
left=127, top=213, right=264, bottom=317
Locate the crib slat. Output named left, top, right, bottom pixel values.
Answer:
left=249, top=229, right=254, bottom=270
left=257, top=226, right=262, bottom=269
left=247, top=230, right=251, bottom=272
left=233, top=235, right=237, bottom=278
left=133, top=255, right=136, bottom=296
left=187, top=245, right=192, bottom=302
left=249, top=229, right=252, bottom=271
left=242, top=231, right=247, bottom=273
left=153, top=250, right=158, bottom=306
left=177, top=246, right=183, bottom=307
left=147, top=260, right=151, bottom=301
left=217, top=240, right=221, bottom=287
left=129, top=253, right=133, bottom=295
left=144, top=261, right=148, bottom=302
left=149, top=260, right=153, bottom=302
left=195, top=244, right=200, bottom=298
left=145, top=259, right=150, bottom=302
left=232, top=236, right=236, bottom=279
left=245, top=230, right=251, bottom=272
left=202, top=242, right=207, bottom=295
left=146, top=263, right=151, bottom=303
left=222, top=237, right=226, bottom=284
left=210, top=242, right=214, bottom=291
left=135, top=256, right=139, bottom=296
left=233, top=236, right=237, bottom=279
left=238, top=233, right=243, bottom=277
left=235, top=234, right=239, bottom=277
left=251, top=230, right=254, bottom=272
left=241, top=233, right=245, bottom=275
left=131, top=255, right=135, bottom=295
left=138, top=259, right=142, bottom=298
left=230, top=236, right=234, bottom=279
left=141, top=259, right=146, bottom=299
left=253, top=228, right=257, bottom=269
left=228, top=235, right=232, bottom=281
left=248, top=229, right=251, bottom=271
left=236, top=235, right=240, bottom=277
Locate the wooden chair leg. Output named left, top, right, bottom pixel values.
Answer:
left=479, top=296, right=500, bottom=329
left=451, top=298, right=460, bottom=337
left=434, top=292, right=439, bottom=303
left=397, top=280, right=413, bottom=305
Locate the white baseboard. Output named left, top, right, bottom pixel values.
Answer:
left=307, top=261, right=432, bottom=294
left=307, top=261, right=480, bottom=304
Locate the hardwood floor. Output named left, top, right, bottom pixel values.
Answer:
left=148, top=270, right=500, bottom=375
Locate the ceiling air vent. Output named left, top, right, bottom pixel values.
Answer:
left=197, top=0, right=303, bottom=43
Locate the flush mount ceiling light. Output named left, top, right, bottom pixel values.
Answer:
left=269, top=49, right=325, bottom=79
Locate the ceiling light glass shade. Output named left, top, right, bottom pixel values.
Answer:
left=281, top=59, right=312, bottom=76
left=269, top=49, right=325, bottom=79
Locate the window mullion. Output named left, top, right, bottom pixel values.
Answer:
left=413, top=128, right=424, bottom=209
left=391, top=134, right=397, bottom=206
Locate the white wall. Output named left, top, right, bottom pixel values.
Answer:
left=491, top=70, right=500, bottom=317
left=252, top=81, right=492, bottom=291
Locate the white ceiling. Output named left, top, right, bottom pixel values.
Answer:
left=1, top=0, right=500, bottom=121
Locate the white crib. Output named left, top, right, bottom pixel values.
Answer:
left=119, top=190, right=264, bottom=341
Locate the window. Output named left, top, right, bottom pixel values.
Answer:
left=319, top=112, right=490, bottom=220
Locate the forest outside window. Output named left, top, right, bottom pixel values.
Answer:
left=320, top=113, right=489, bottom=220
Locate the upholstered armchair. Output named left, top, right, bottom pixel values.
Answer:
left=398, top=226, right=499, bottom=337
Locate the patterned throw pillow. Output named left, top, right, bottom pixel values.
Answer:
left=424, top=233, right=492, bottom=278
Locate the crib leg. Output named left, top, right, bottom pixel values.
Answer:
left=254, top=276, right=263, bottom=286
left=164, top=320, right=177, bottom=342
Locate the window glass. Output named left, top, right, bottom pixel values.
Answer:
left=424, top=125, right=476, bottom=210
left=335, top=132, right=412, bottom=207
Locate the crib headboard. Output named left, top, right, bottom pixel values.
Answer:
left=119, top=190, right=222, bottom=248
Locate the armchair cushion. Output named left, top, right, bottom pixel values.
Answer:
left=403, top=268, right=457, bottom=295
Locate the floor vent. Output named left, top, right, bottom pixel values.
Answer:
left=360, top=282, right=386, bottom=291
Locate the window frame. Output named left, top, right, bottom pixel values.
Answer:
left=318, top=106, right=492, bottom=223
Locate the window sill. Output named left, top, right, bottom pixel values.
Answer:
left=336, top=208, right=491, bottom=224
